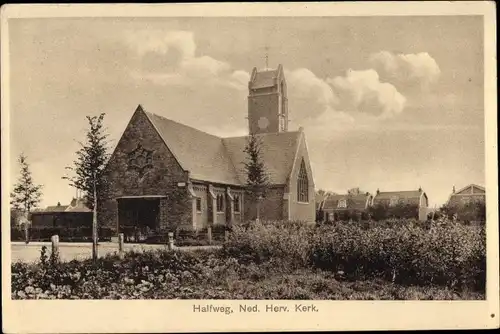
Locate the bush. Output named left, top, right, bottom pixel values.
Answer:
left=11, top=244, right=484, bottom=300
left=223, top=219, right=485, bottom=291
left=223, top=220, right=314, bottom=270
left=311, top=220, right=485, bottom=289
left=440, top=201, right=486, bottom=223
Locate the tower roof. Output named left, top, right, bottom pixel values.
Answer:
left=249, top=64, right=284, bottom=90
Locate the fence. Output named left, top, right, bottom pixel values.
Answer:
left=11, top=226, right=113, bottom=242
left=118, top=225, right=229, bottom=246
left=12, top=224, right=229, bottom=247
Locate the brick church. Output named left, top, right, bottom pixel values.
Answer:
left=99, top=64, right=315, bottom=233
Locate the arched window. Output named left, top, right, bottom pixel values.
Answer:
left=297, top=159, right=309, bottom=203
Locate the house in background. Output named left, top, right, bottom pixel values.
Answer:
left=31, top=197, right=92, bottom=228
left=100, top=64, right=316, bottom=235
left=321, top=188, right=373, bottom=221
left=371, top=188, right=429, bottom=221
left=446, top=184, right=485, bottom=206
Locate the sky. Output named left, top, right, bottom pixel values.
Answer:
left=8, top=16, right=485, bottom=208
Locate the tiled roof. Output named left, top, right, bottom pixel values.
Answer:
left=250, top=69, right=278, bottom=89
left=145, top=111, right=240, bottom=185
left=323, top=193, right=371, bottom=211
left=454, top=184, right=485, bottom=195
left=144, top=109, right=301, bottom=186
left=372, top=190, right=425, bottom=206
left=65, top=198, right=92, bottom=212
left=223, top=131, right=301, bottom=185
left=43, top=198, right=91, bottom=213
left=45, top=205, right=69, bottom=212
left=315, top=193, right=328, bottom=209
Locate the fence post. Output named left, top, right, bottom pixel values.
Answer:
left=118, top=233, right=124, bottom=258
left=167, top=232, right=174, bottom=250
left=51, top=235, right=59, bottom=259
left=224, top=229, right=229, bottom=243
left=207, top=226, right=212, bottom=245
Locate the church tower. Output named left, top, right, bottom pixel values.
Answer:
left=247, top=64, right=288, bottom=134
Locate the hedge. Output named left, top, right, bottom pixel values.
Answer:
left=223, top=219, right=485, bottom=291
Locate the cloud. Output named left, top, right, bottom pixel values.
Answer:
left=126, top=30, right=196, bottom=59
left=369, top=51, right=441, bottom=87
left=126, top=31, right=408, bottom=126
left=286, top=68, right=338, bottom=106
left=327, top=69, right=406, bottom=118
left=125, top=30, right=249, bottom=91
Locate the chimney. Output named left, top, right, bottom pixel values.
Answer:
left=376, top=188, right=380, bottom=195
left=57, top=202, right=61, bottom=207
left=452, top=185, right=456, bottom=193
left=418, top=186, right=422, bottom=192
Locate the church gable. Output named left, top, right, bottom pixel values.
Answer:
left=286, top=131, right=314, bottom=204
left=105, top=105, right=187, bottom=197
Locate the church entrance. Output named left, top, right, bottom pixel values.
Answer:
left=117, top=197, right=161, bottom=242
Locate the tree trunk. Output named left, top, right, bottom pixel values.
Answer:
left=256, top=196, right=261, bottom=223
left=92, top=182, right=98, bottom=262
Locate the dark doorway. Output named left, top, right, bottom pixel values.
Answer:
left=118, top=197, right=160, bottom=242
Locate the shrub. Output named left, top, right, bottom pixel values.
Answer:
left=223, top=220, right=313, bottom=270
left=11, top=245, right=484, bottom=300
left=224, top=219, right=485, bottom=291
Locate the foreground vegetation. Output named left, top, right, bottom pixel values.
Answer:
left=11, top=218, right=485, bottom=300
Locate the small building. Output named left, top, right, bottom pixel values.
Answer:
left=31, top=198, right=92, bottom=228
left=447, top=184, right=485, bottom=206
left=321, top=191, right=373, bottom=221
left=371, top=188, right=429, bottom=221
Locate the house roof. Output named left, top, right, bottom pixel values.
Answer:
left=45, top=205, right=69, bottom=212
left=323, top=193, right=371, bottom=211
left=447, top=184, right=486, bottom=205
left=65, top=198, right=92, bottom=212
left=453, top=184, right=485, bottom=195
left=374, top=190, right=423, bottom=200
left=315, top=193, right=328, bottom=209
left=143, top=107, right=301, bottom=186
left=372, top=190, right=427, bottom=207
left=43, top=198, right=91, bottom=213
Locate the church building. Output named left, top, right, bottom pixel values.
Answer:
left=99, top=65, right=315, bottom=234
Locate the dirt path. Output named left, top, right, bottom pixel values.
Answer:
left=10, top=242, right=221, bottom=263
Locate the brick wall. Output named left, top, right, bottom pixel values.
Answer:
left=99, top=109, right=191, bottom=233
left=248, top=93, right=280, bottom=134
